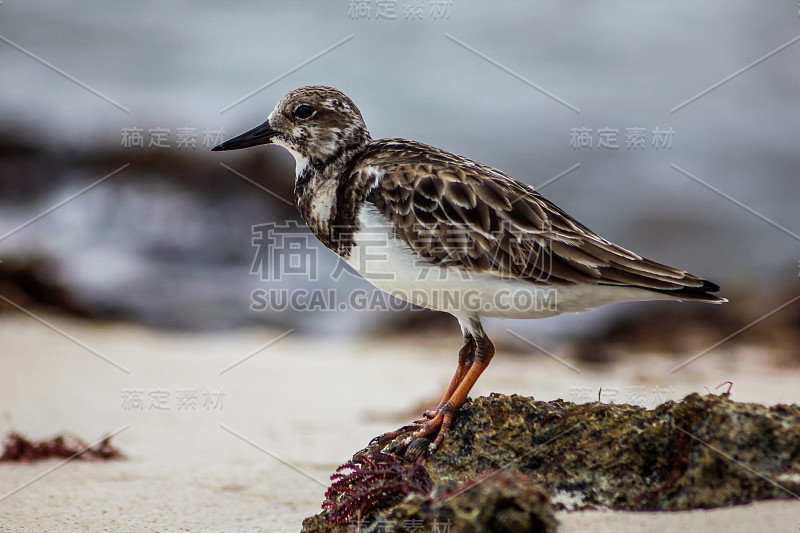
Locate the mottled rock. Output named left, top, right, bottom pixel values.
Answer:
left=301, top=393, right=800, bottom=532
left=427, top=392, right=800, bottom=510
left=302, top=468, right=556, bottom=533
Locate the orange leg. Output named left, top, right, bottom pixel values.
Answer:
left=376, top=332, right=480, bottom=447
left=421, top=334, right=476, bottom=420
left=413, top=333, right=495, bottom=451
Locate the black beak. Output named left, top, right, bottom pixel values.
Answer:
left=211, top=120, right=279, bottom=151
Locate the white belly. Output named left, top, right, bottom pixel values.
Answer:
left=345, top=206, right=675, bottom=323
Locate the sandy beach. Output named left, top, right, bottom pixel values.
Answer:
left=1, top=315, right=798, bottom=532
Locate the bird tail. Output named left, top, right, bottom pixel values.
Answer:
left=647, top=279, right=727, bottom=304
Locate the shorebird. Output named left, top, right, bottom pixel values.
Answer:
left=213, top=86, right=725, bottom=454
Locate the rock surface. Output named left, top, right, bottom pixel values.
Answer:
left=301, top=393, right=800, bottom=532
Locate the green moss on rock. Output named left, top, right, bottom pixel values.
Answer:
left=302, top=393, right=800, bottom=532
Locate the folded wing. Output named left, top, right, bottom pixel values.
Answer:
left=363, top=139, right=725, bottom=303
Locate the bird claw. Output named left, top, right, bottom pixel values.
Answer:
left=403, top=437, right=431, bottom=462
left=382, top=435, right=432, bottom=461
left=371, top=408, right=449, bottom=460
left=369, top=424, right=416, bottom=446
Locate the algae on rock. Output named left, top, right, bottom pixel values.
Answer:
left=301, top=393, right=800, bottom=532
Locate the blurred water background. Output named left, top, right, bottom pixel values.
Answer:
left=1, top=0, right=798, bottom=338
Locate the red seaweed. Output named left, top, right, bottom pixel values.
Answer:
left=323, top=450, right=432, bottom=524
left=0, top=431, right=125, bottom=462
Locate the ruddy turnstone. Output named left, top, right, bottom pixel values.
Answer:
left=213, top=86, right=726, bottom=453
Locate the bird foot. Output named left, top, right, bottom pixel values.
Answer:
left=422, top=409, right=439, bottom=419
left=371, top=408, right=454, bottom=461
left=382, top=433, right=433, bottom=461
left=369, top=424, right=417, bottom=446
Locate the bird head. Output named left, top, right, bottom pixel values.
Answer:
left=212, top=86, right=371, bottom=176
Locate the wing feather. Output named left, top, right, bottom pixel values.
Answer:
left=359, top=139, right=724, bottom=301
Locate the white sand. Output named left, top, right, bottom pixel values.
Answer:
left=0, top=315, right=798, bottom=532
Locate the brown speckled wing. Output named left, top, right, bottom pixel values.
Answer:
left=361, top=139, right=723, bottom=301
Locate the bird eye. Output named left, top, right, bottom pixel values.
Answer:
left=293, top=104, right=315, bottom=119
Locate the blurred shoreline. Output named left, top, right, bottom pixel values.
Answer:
left=1, top=128, right=794, bottom=339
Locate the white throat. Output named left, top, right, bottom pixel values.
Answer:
left=275, top=142, right=310, bottom=179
